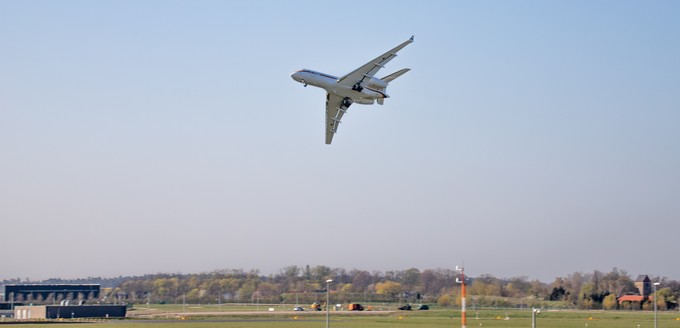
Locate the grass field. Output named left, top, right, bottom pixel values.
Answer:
left=3, top=306, right=680, bottom=328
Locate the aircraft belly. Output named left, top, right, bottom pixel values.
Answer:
left=328, top=86, right=378, bottom=101
left=327, top=86, right=352, bottom=98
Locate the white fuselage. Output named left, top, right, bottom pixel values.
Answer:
left=291, top=69, right=388, bottom=105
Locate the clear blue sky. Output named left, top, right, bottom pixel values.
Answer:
left=1, top=1, right=678, bottom=282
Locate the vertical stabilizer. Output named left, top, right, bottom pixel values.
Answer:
left=381, top=68, right=411, bottom=83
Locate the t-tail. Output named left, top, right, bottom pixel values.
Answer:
left=376, top=68, right=410, bottom=105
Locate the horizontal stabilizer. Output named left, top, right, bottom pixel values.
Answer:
left=381, top=68, right=411, bottom=84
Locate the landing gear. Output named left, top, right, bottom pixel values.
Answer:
left=301, top=79, right=307, bottom=87
left=352, top=83, right=363, bottom=92
left=342, top=97, right=353, bottom=107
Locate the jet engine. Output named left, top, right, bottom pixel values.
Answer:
left=366, top=77, right=388, bottom=89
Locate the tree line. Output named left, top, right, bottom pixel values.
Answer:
left=3, top=267, right=678, bottom=310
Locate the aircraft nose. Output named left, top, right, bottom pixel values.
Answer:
left=290, top=72, right=299, bottom=81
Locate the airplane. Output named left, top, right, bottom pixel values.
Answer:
left=291, top=36, right=414, bottom=144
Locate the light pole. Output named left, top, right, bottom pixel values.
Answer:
left=532, top=308, right=540, bottom=328
left=326, top=279, right=333, bottom=328
left=653, top=282, right=660, bottom=328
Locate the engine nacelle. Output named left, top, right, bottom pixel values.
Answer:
left=353, top=98, right=375, bottom=105
left=366, top=77, right=388, bottom=89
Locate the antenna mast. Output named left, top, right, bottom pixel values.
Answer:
left=456, top=265, right=467, bottom=328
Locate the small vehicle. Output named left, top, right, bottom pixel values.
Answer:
left=418, top=305, right=429, bottom=310
left=348, top=303, right=364, bottom=311
left=398, top=304, right=412, bottom=311
left=294, top=306, right=304, bottom=311
left=310, top=302, right=322, bottom=311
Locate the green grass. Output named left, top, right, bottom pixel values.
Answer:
left=127, top=303, right=407, bottom=312
left=3, top=308, right=680, bottom=328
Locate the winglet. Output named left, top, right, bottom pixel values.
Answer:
left=410, top=35, right=414, bottom=42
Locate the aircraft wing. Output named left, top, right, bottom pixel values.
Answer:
left=325, top=93, right=350, bottom=144
left=336, top=35, right=414, bottom=87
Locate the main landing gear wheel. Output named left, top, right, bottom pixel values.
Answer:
left=342, top=97, right=353, bottom=107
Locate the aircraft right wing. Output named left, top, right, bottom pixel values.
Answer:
left=336, top=36, right=414, bottom=88
left=325, top=93, right=351, bottom=144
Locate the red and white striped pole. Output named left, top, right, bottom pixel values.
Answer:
left=456, top=265, right=466, bottom=328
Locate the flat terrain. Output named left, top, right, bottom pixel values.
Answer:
left=2, top=305, right=680, bottom=328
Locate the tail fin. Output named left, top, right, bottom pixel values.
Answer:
left=381, top=68, right=411, bottom=83
left=376, top=68, right=410, bottom=106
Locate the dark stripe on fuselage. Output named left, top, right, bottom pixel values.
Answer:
left=298, top=69, right=337, bottom=80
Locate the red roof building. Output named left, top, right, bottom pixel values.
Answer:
left=618, top=295, right=645, bottom=303
left=618, top=294, right=654, bottom=305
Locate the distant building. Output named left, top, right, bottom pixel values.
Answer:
left=3, top=284, right=100, bottom=304
left=634, top=275, right=652, bottom=297
left=618, top=295, right=645, bottom=303
left=618, top=274, right=653, bottom=308
left=14, top=305, right=126, bottom=319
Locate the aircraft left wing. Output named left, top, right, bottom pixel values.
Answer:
left=325, top=93, right=351, bottom=144
left=336, top=36, right=414, bottom=87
